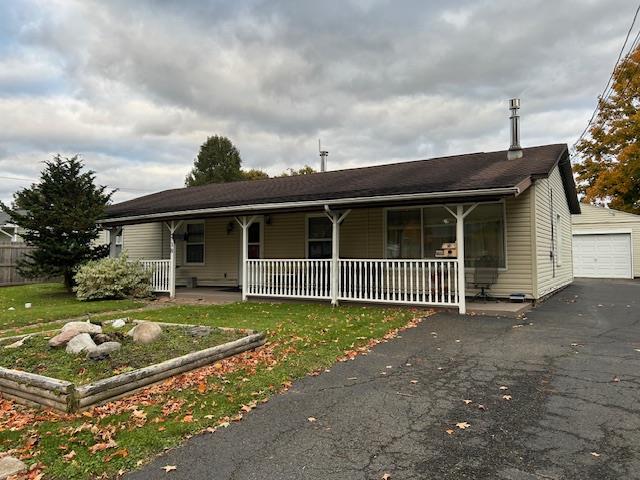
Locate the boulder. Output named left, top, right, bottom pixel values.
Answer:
left=49, top=329, right=85, bottom=348
left=66, top=333, right=97, bottom=354
left=92, top=333, right=113, bottom=345
left=130, top=322, right=162, bottom=344
left=0, top=456, right=27, bottom=479
left=61, top=321, right=102, bottom=335
left=87, top=341, right=121, bottom=361
left=111, top=318, right=127, bottom=329
left=189, top=326, right=213, bottom=337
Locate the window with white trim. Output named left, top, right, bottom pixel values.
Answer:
left=307, top=216, right=332, bottom=259
left=247, top=222, right=261, bottom=259
left=385, top=203, right=506, bottom=268
left=184, top=222, right=205, bottom=264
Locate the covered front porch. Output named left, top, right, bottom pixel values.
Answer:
left=108, top=199, right=514, bottom=315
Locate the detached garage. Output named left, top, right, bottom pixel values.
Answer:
left=571, top=203, right=639, bottom=279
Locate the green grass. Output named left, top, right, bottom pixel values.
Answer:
left=0, top=302, right=426, bottom=479
left=0, top=283, right=144, bottom=331
left=0, top=325, right=243, bottom=384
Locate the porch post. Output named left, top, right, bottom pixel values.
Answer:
left=325, top=207, right=351, bottom=306
left=108, top=227, right=118, bottom=258
left=236, top=215, right=257, bottom=302
left=456, top=205, right=466, bottom=315
left=165, top=220, right=183, bottom=299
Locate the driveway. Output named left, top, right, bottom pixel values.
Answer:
left=128, top=279, right=640, bottom=480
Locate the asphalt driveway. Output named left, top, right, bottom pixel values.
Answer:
left=128, top=279, right=640, bottom=480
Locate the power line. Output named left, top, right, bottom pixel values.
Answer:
left=572, top=1, right=640, bottom=152
left=0, top=175, right=154, bottom=194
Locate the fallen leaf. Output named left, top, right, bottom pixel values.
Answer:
left=410, top=380, right=418, bottom=384
left=612, top=376, right=620, bottom=383
left=445, top=429, right=454, bottom=435
left=105, top=449, right=129, bottom=462
left=197, top=382, right=207, bottom=394
left=499, top=386, right=509, bottom=390
left=456, top=422, right=470, bottom=429
left=307, top=417, right=317, bottom=422
left=463, top=399, right=472, bottom=405
left=478, top=404, right=487, bottom=411
left=502, top=395, right=512, bottom=401
left=182, top=415, right=194, bottom=423
left=591, top=452, right=601, bottom=457
left=63, top=450, right=76, bottom=461
left=89, top=439, right=118, bottom=453
left=162, top=465, right=177, bottom=472
left=382, top=474, right=391, bottom=480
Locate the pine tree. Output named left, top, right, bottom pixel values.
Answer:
left=0, top=155, right=113, bottom=289
left=575, top=45, right=640, bottom=214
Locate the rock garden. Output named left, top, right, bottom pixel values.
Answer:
left=0, top=318, right=265, bottom=412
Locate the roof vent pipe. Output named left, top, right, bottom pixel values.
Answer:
left=319, top=139, right=328, bottom=172
left=507, top=98, right=523, bottom=160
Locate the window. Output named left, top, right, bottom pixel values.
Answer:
left=108, top=229, right=123, bottom=257
left=307, top=216, right=332, bottom=259
left=247, top=222, right=261, bottom=259
left=386, top=209, right=422, bottom=259
left=386, top=203, right=506, bottom=268
left=184, top=222, right=205, bottom=264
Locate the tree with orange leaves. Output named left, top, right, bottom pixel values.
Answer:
left=574, top=45, right=640, bottom=214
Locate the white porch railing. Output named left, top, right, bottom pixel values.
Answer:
left=246, top=259, right=331, bottom=300
left=338, top=259, right=459, bottom=306
left=244, top=258, right=459, bottom=307
left=139, top=259, right=171, bottom=293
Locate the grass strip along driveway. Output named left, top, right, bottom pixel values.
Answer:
left=0, top=302, right=427, bottom=479
left=0, top=283, right=143, bottom=331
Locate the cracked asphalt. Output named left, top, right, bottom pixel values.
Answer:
left=127, top=278, right=640, bottom=480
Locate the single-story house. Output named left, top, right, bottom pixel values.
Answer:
left=571, top=203, right=639, bottom=279
left=101, top=138, right=580, bottom=314
left=0, top=212, right=21, bottom=243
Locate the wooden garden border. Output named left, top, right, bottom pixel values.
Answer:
left=0, top=323, right=265, bottom=412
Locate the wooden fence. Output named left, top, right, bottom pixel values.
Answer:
left=0, top=244, right=40, bottom=286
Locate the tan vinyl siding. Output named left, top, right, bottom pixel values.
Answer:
left=122, top=223, right=163, bottom=259
left=175, top=218, right=239, bottom=286
left=572, top=204, right=640, bottom=277
left=533, top=166, right=574, bottom=297
left=471, top=191, right=534, bottom=298
left=340, top=208, right=384, bottom=258
left=264, top=212, right=306, bottom=258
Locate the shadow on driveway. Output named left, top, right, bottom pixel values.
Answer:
left=127, top=278, right=640, bottom=480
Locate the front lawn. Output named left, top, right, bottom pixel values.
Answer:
left=0, top=324, right=244, bottom=384
left=0, top=283, right=144, bottom=331
left=0, top=302, right=427, bottom=479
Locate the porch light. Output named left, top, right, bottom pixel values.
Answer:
left=265, top=215, right=272, bottom=225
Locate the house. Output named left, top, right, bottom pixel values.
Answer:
left=100, top=102, right=580, bottom=314
left=571, top=203, right=639, bottom=279
left=0, top=212, right=21, bottom=243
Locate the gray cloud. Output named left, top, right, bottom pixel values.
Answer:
left=0, top=0, right=634, bottom=204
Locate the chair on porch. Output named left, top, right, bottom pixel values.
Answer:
left=471, top=255, right=499, bottom=302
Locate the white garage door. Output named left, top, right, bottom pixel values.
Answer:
left=572, top=233, right=632, bottom=278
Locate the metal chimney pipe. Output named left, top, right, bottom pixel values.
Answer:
left=319, top=139, right=328, bottom=172
left=507, top=98, right=523, bottom=160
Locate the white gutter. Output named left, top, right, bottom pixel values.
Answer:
left=99, top=186, right=519, bottom=225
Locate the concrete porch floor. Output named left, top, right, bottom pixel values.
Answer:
left=169, top=287, right=531, bottom=317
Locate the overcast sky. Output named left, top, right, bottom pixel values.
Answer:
left=0, top=0, right=635, bottom=204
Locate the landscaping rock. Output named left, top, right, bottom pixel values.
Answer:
left=66, top=333, right=97, bottom=354
left=0, top=456, right=27, bottom=479
left=61, top=321, right=102, bottom=335
left=130, top=322, right=162, bottom=344
left=49, top=329, right=85, bottom=348
left=92, top=333, right=113, bottom=345
left=87, top=341, right=121, bottom=360
left=111, top=318, right=127, bottom=329
left=189, top=326, right=213, bottom=337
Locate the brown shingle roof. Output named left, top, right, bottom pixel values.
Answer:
left=104, top=143, right=579, bottom=222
